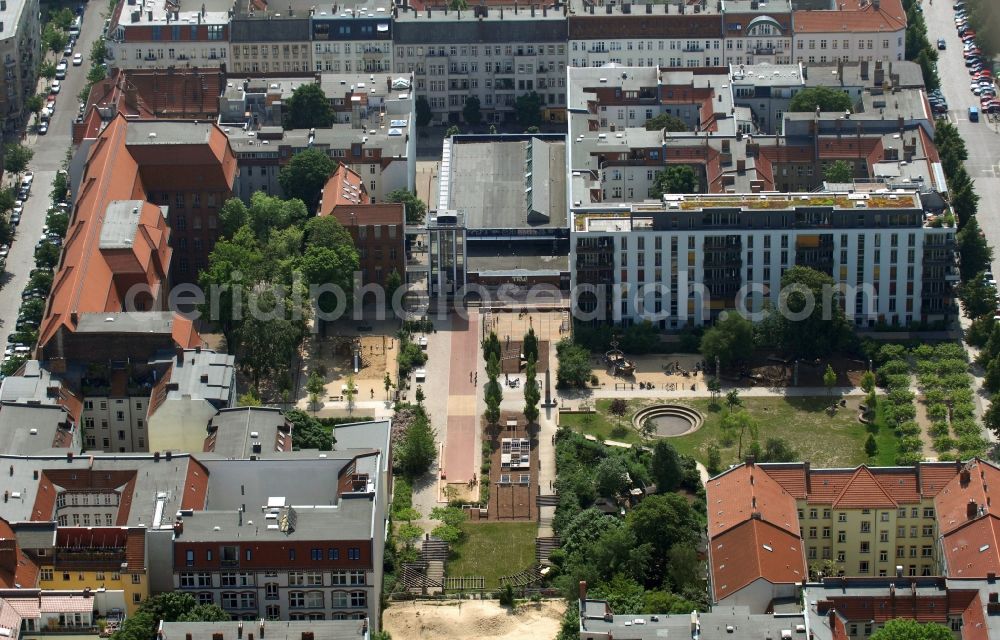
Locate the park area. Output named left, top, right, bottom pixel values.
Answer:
left=559, top=395, right=898, bottom=469
left=445, top=522, right=538, bottom=590
left=382, top=599, right=566, bottom=640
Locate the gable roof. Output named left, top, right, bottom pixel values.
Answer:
left=707, top=463, right=800, bottom=538
left=832, top=466, right=898, bottom=509
left=710, top=518, right=806, bottom=602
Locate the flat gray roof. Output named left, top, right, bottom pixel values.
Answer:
left=126, top=121, right=214, bottom=146
left=75, top=312, right=177, bottom=335
left=0, top=404, right=75, bottom=455
left=206, top=407, right=287, bottom=459
left=580, top=603, right=805, bottom=640
left=161, top=619, right=369, bottom=640
left=99, top=200, right=145, bottom=250
left=447, top=139, right=566, bottom=230
left=165, top=350, right=236, bottom=405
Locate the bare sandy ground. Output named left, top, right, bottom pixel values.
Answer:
left=382, top=599, right=566, bottom=640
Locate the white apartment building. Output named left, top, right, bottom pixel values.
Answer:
left=393, top=6, right=567, bottom=124
left=107, top=0, right=230, bottom=70
left=311, top=0, right=393, bottom=74
left=792, top=0, right=906, bottom=64
left=0, top=0, right=41, bottom=139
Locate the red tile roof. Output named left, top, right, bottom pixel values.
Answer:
left=328, top=203, right=405, bottom=228
left=181, top=457, right=210, bottom=510
left=318, top=165, right=369, bottom=217
left=793, top=0, right=906, bottom=34
left=710, top=518, right=806, bottom=601
left=833, top=466, right=898, bottom=508
left=708, top=463, right=800, bottom=538
left=124, top=527, right=146, bottom=573
left=934, top=461, right=1000, bottom=578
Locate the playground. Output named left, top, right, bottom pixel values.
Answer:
left=300, top=332, right=398, bottom=408
left=383, top=599, right=566, bottom=640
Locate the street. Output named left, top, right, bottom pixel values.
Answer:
left=923, top=0, right=1000, bottom=277
left=0, top=1, right=104, bottom=350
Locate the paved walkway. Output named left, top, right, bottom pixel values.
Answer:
left=554, top=385, right=867, bottom=409
left=443, top=311, right=479, bottom=484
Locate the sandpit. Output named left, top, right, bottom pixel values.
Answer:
left=382, top=599, right=566, bottom=640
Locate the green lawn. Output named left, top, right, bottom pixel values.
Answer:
left=446, top=522, right=538, bottom=589
left=561, top=396, right=893, bottom=469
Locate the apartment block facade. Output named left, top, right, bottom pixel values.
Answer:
left=0, top=0, right=41, bottom=140
left=107, top=0, right=230, bottom=70
left=392, top=7, right=567, bottom=124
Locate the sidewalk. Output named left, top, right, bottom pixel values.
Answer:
left=553, top=384, right=867, bottom=409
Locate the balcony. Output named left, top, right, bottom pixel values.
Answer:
left=54, top=550, right=126, bottom=569
left=682, top=45, right=704, bottom=52
left=750, top=47, right=779, bottom=56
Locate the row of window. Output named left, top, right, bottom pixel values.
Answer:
left=805, top=525, right=935, bottom=539
left=180, top=570, right=366, bottom=588
left=801, top=37, right=900, bottom=50
left=40, top=569, right=141, bottom=583
left=210, top=590, right=367, bottom=609
left=798, top=507, right=936, bottom=520
left=55, top=492, right=118, bottom=507
left=398, top=44, right=565, bottom=58
left=183, top=546, right=362, bottom=566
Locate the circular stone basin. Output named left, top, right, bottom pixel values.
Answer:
left=632, top=404, right=704, bottom=438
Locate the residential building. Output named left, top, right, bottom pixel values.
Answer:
left=74, top=68, right=225, bottom=144
left=202, top=407, right=293, bottom=458
left=392, top=6, right=567, bottom=124
left=171, top=421, right=391, bottom=627
left=0, top=589, right=129, bottom=636
left=721, top=0, right=794, bottom=66
left=310, top=0, right=392, bottom=75
left=225, top=74, right=415, bottom=203
left=792, top=0, right=906, bottom=65
left=319, top=165, right=406, bottom=290
left=705, top=460, right=994, bottom=612
left=0, top=0, right=41, bottom=140
left=106, top=0, right=230, bottom=70
left=567, top=66, right=955, bottom=328
left=160, top=620, right=371, bottom=640
left=230, top=18, right=313, bottom=76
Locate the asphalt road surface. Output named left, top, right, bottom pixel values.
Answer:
left=924, top=0, right=1000, bottom=277
left=0, top=1, right=105, bottom=353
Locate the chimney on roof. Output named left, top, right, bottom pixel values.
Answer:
left=301, top=633, right=313, bottom=640
left=185, top=635, right=192, bottom=640
left=147, top=10, right=152, bottom=20
left=238, top=623, right=243, bottom=639
left=827, top=608, right=836, bottom=629
left=530, top=5, right=534, bottom=16
left=166, top=450, right=173, bottom=461
left=67, top=452, right=74, bottom=462
left=174, top=519, right=184, bottom=535
left=968, top=499, right=978, bottom=520
left=579, top=580, right=588, bottom=601
left=988, top=572, right=996, bottom=584
left=259, top=621, right=264, bottom=639
left=872, top=0, right=879, bottom=8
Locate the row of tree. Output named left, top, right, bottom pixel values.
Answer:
left=901, top=0, right=941, bottom=91
left=415, top=92, right=545, bottom=128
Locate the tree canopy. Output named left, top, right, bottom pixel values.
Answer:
left=700, top=312, right=753, bottom=369
left=823, top=160, right=855, bottom=183
left=284, top=83, right=334, bottom=129
left=774, top=266, right=851, bottom=358
left=868, top=619, right=953, bottom=640
left=556, top=338, right=591, bottom=388
left=515, top=92, right=544, bottom=128
left=278, top=149, right=336, bottom=213
left=3, top=144, right=33, bottom=174
left=644, top=113, right=688, bottom=132
left=386, top=189, right=427, bottom=224
left=789, top=86, right=854, bottom=113
left=110, top=593, right=228, bottom=640
left=463, top=96, right=482, bottom=125
left=651, top=165, right=698, bottom=197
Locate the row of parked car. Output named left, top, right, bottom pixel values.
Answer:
left=953, top=1, right=999, bottom=116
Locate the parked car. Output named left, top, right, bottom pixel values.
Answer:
left=51, top=80, right=61, bottom=94
left=72, top=53, right=83, bottom=66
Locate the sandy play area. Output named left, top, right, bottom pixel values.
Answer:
left=382, top=599, right=566, bottom=640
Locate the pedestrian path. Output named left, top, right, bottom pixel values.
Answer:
left=442, top=310, right=479, bottom=484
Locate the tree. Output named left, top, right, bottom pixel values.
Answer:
left=39, top=61, right=56, bottom=80
left=3, top=144, right=32, bottom=175
left=958, top=216, right=993, bottom=280
left=430, top=506, right=466, bottom=543
left=396, top=407, right=437, bottom=477
left=414, top=386, right=425, bottom=407
left=626, top=493, right=700, bottom=579
left=984, top=394, right=1000, bottom=439
left=524, top=356, right=540, bottom=423
left=707, top=377, right=721, bottom=404
left=950, top=172, right=980, bottom=226
left=25, top=94, right=43, bottom=121
left=34, top=242, right=60, bottom=268
left=236, top=289, right=303, bottom=393
left=42, top=23, right=67, bottom=53
left=462, top=96, right=482, bottom=125
left=650, top=165, right=698, bottom=197
left=861, top=370, right=876, bottom=395
left=286, top=409, right=333, bottom=451
left=91, top=38, right=108, bottom=65
left=725, top=388, right=741, bottom=413
left=722, top=409, right=758, bottom=459
left=651, top=440, right=682, bottom=492
left=959, top=274, right=997, bottom=320
left=278, top=149, right=336, bottom=213
left=344, top=374, right=357, bottom=413
left=51, top=8, right=74, bottom=30
left=385, top=189, right=428, bottom=225
left=823, top=159, right=855, bottom=183
left=556, top=338, right=591, bottom=388
left=868, top=619, right=953, bottom=640
left=415, top=96, right=432, bottom=127
left=284, top=83, right=333, bottom=129
left=756, top=437, right=798, bottom=462
left=700, top=312, right=754, bottom=369
left=776, top=265, right=851, bottom=358
left=706, top=444, right=723, bottom=475
left=386, top=269, right=403, bottom=301
left=788, top=86, right=854, bottom=113
left=111, top=592, right=229, bottom=640
left=237, top=390, right=261, bottom=406
left=824, top=364, right=837, bottom=397
left=306, top=371, right=324, bottom=410
left=644, top=113, right=688, bottom=132
left=384, top=372, right=394, bottom=402
left=666, top=543, right=702, bottom=591
left=523, top=327, right=539, bottom=362
left=609, top=398, right=629, bottom=430
left=594, top=456, right=630, bottom=499
left=444, top=124, right=461, bottom=138
left=515, top=91, right=544, bottom=128
left=86, top=64, right=107, bottom=85
left=865, top=433, right=879, bottom=458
